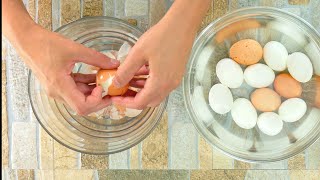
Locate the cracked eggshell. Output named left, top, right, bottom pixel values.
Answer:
left=231, top=98, right=257, bottom=129
left=216, top=58, right=244, bottom=88
left=263, top=41, right=288, bottom=71
left=257, top=112, right=283, bottom=136
left=279, top=98, right=307, bottom=122
left=96, top=69, right=129, bottom=96
left=117, top=42, right=132, bottom=63
left=287, top=52, right=313, bottom=83
left=208, top=83, right=233, bottom=114
left=125, top=108, right=143, bottom=117
left=244, top=63, right=275, bottom=88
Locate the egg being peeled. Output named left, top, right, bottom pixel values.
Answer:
left=229, top=39, right=263, bottom=65
left=96, top=69, right=129, bottom=96
left=251, top=88, right=281, bottom=112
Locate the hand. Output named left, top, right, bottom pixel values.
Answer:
left=18, top=25, right=119, bottom=115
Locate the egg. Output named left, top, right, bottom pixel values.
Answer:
left=244, top=63, right=275, bottom=88
left=263, top=41, right=288, bottom=71
left=287, top=52, right=313, bottom=83
left=278, top=98, right=307, bottom=122
left=251, top=88, right=281, bottom=112
left=231, top=98, right=257, bottom=129
left=257, top=112, right=283, bottom=136
left=315, top=76, right=320, bottom=108
left=216, top=58, right=244, bottom=88
left=196, top=46, right=214, bottom=83
left=208, top=83, right=233, bottom=114
left=274, top=73, right=302, bottom=98
left=96, top=69, right=129, bottom=96
left=230, top=39, right=263, bottom=65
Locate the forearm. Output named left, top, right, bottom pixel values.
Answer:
left=162, top=0, right=211, bottom=34
left=2, top=0, right=37, bottom=47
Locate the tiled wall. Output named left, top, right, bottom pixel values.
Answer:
left=2, top=0, right=320, bottom=179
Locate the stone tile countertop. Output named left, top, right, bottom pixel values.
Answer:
left=2, top=0, right=320, bottom=179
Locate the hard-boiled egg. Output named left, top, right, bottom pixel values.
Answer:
left=287, top=52, right=313, bottom=83
left=251, top=88, right=281, bottom=112
left=278, top=98, right=307, bottom=122
left=274, top=73, right=302, bottom=98
left=229, top=39, right=263, bottom=65
left=208, top=83, right=233, bottom=114
left=244, top=63, right=275, bottom=88
left=231, top=98, right=257, bottom=129
left=96, top=69, right=129, bottom=96
left=216, top=58, right=244, bottom=88
left=257, top=112, right=283, bottom=136
left=263, top=41, right=288, bottom=71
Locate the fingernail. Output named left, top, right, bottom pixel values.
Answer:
left=113, top=78, right=121, bottom=88
left=111, top=59, right=120, bottom=65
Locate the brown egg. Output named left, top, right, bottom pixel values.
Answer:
left=315, top=76, right=320, bottom=108
left=274, top=73, right=302, bottom=98
left=230, top=39, right=263, bottom=65
left=96, top=69, right=129, bottom=96
left=251, top=88, right=281, bottom=112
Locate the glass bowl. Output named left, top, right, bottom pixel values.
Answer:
left=28, top=17, right=167, bottom=155
left=183, top=7, right=320, bottom=162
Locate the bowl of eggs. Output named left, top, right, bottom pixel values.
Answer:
left=183, top=7, right=320, bottom=162
left=28, top=17, right=167, bottom=154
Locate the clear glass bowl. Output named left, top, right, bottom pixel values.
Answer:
left=183, top=7, right=320, bottom=162
left=28, top=17, right=167, bottom=154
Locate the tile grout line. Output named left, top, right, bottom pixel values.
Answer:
left=80, top=0, right=84, bottom=18
left=52, top=0, right=61, bottom=31
left=35, top=0, right=39, bottom=24
left=102, top=0, right=106, bottom=16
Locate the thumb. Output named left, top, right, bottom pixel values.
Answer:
left=75, top=44, right=120, bottom=69
left=113, top=48, right=146, bottom=88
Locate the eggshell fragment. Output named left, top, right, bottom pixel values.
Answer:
left=251, top=88, right=281, bottom=112
left=263, top=41, right=288, bottom=71
left=279, top=98, right=307, bottom=122
left=209, top=84, right=233, bottom=114
left=287, top=52, right=313, bottom=83
left=96, top=69, right=129, bottom=96
left=257, top=112, right=283, bottom=136
left=230, top=39, right=263, bottom=65
left=274, top=73, right=302, bottom=98
left=216, top=58, right=244, bottom=88
left=231, top=98, right=257, bottom=129
left=244, top=63, right=275, bottom=88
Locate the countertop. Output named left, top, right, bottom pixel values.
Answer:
left=2, top=0, right=320, bottom=179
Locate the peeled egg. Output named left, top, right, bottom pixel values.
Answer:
left=274, top=73, right=302, bottom=98
left=287, top=52, right=313, bottom=83
left=251, top=88, right=281, bottom=112
left=257, top=112, right=283, bottom=136
left=263, top=41, right=288, bottom=71
left=96, top=69, right=129, bottom=96
left=216, top=58, right=244, bottom=88
left=208, top=84, right=233, bottom=114
left=244, top=63, right=275, bottom=88
left=229, top=39, right=263, bottom=65
left=231, top=98, right=257, bottom=129
left=279, top=98, right=307, bottom=122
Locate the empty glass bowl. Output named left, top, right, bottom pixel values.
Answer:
left=29, top=17, right=167, bottom=154
left=183, top=7, right=320, bottom=162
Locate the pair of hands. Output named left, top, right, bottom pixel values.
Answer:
left=22, top=19, right=193, bottom=115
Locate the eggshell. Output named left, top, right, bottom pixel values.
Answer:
left=244, top=63, right=275, bottom=88
left=287, top=52, right=313, bottom=83
left=96, top=69, right=129, bottom=96
left=231, top=98, right=257, bottom=129
left=274, top=73, right=302, bottom=98
left=263, top=41, right=288, bottom=71
left=257, top=112, right=283, bottom=136
left=305, top=42, right=320, bottom=76
left=230, top=39, right=263, bottom=65
left=251, top=88, right=281, bottom=112
left=117, top=42, right=132, bottom=63
left=216, top=58, right=244, bottom=88
left=209, top=84, right=233, bottom=114
left=279, top=98, right=307, bottom=122
left=193, top=86, right=214, bottom=125
left=125, top=108, right=142, bottom=117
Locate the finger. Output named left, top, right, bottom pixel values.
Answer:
left=113, top=47, right=146, bottom=88
left=72, top=73, right=96, bottom=83
left=74, top=44, right=120, bottom=69
left=135, top=65, right=149, bottom=76
left=76, top=83, right=95, bottom=95
left=122, top=89, right=138, bottom=97
left=129, top=79, right=146, bottom=88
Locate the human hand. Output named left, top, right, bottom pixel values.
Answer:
left=17, top=25, right=119, bottom=115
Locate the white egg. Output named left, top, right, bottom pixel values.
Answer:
left=287, top=52, right=313, bottom=83
left=195, top=46, right=214, bottom=83
left=278, top=98, right=307, bottom=122
left=193, top=86, right=214, bottom=126
left=263, top=41, right=288, bottom=71
left=208, top=84, right=233, bottom=114
left=257, top=112, right=283, bottom=136
left=231, top=98, right=257, bottom=129
left=216, top=58, right=244, bottom=88
left=305, top=42, right=320, bottom=76
left=244, top=63, right=275, bottom=88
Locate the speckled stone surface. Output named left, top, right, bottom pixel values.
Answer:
left=199, top=137, right=213, bottom=169
left=191, top=170, right=246, bottom=180
left=61, top=0, right=81, bottom=26
left=38, top=0, right=52, bottom=30
left=39, top=127, right=54, bottom=169
left=53, top=141, right=79, bottom=169
left=130, top=144, right=141, bottom=169
left=81, top=154, right=108, bottom=169
left=17, top=169, right=35, bottom=180
left=83, top=0, right=103, bottom=17
left=125, top=0, right=148, bottom=16
left=2, top=37, right=9, bottom=168
left=98, top=170, right=189, bottom=180
left=54, top=170, right=97, bottom=180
